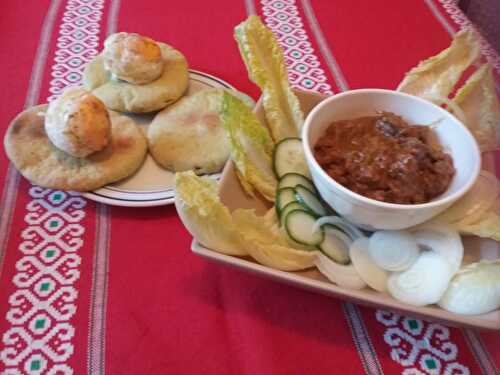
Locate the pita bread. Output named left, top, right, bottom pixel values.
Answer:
left=4, top=105, right=147, bottom=191
left=148, top=89, right=229, bottom=174
left=83, top=43, right=189, bottom=113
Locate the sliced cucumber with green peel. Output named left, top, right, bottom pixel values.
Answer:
left=285, top=210, right=324, bottom=246
left=278, top=173, right=316, bottom=193
left=294, top=185, right=328, bottom=217
left=318, top=224, right=352, bottom=264
left=275, top=187, right=297, bottom=215
left=280, top=202, right=310, bottom=226
left=273, top=137, right=310, bottom=178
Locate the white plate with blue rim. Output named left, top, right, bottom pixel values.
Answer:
left=83, top=70, right=253, bottom=207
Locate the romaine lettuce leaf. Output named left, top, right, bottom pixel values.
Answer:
left=175, top=171, right=316, bottom=270
left=234, top=15, right=304, bottom=141
left=221, top=91, right=277, bottom=201
left=452, top=64, right=500, bottom=152
left=232, top=209, right=317, bottom=271
left=397, top=28, right=480, bottom=103
left=456, top=202, right=500, bottom=241
left=175, top=171, right=246, bottom=255
left=432, top=170, right=498, bottom=225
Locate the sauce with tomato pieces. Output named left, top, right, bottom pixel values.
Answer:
left=314, top=112, right=455, bottom=204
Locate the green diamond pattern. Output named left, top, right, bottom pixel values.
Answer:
left=53, top=193, right=62, bottom=201
left=31, top=360, right=41, bottom=370
left=46, top=249, right=55, bottom=258
left=40, top=282, right=50, bottom=291
left=35, top=319, right=45, bottom=329
left=425, top=358, right=437, bottom=370
left=408, top=320, right=418, bottom=330
left=49, top=220, right=58, bottom=228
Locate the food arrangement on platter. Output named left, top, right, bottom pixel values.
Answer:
left=3, top=14, right=500, bottom=326
left=173, top=16, right=500, bottom=322
left=4, top=32, right=238, bottom=193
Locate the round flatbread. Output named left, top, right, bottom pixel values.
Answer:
left=83, top=43, right=189, bottom=113
left=4, top=105, right=147, bottom=191
left=148, top=89, right=229, bottom=174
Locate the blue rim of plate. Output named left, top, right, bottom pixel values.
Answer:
left=82, top=70, right=236, bottom=207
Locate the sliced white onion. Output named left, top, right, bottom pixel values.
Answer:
left=368, top=230, right=419, bottom=272
left=315, top=252, right=367, bottom=290
left=313, top=216, right=365, bottom=240
left=439, top=260, right=500, bottom=315
left=388, top=251, right=454, bottom=306
left=349, top=238, right=389, bottom=292
left=413, top=223, right=463, bottom=274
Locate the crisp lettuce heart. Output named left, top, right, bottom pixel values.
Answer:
left=432, top=170, right=498, bottom=225
left=175, top=172, right=316, bottom=270
left=456, top=206, right=500, bottom=241
left=452, top=64, right=500, bottom=152
left=232, top=209, right=317, bottom=271
left=174, top=171, right=246, bottom=256
left=430, top=170, right=500, bottom=241
left=397, top=28, right=480, bottom=103
left=234, top=15, right=304, bottom=141
left=221, top=91, right=277, bottom=201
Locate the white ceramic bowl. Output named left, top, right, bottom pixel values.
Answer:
left=302, top=89, right=481, bottom=230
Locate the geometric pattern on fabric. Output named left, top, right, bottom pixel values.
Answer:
left=261, top=0, right=333, bottom=94
left=376, top=310, right=470, bottom=375
left=0, top=0, right=104, bottom=373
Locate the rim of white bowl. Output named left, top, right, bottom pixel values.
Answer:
left=302, top=88, right=481, bottom=211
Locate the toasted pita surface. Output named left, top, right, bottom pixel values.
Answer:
left=148, top=89, right=230, bottom=174
left=4, top=105, right=147, bottom=191
left=83, top=43, right=189, bottom=113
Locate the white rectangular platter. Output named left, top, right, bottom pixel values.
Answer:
left=191, top=90, right=500, bottom=330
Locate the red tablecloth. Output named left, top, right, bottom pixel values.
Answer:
left=0, top=0, right=499, bottom=374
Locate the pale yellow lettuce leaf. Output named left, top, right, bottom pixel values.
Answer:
left=432, top=170, right=498, bottom=225
left=456, top=200, right=500, bottom=241
left=234, top=15, right=304, bottom=141
left=397, top=28, right=480, bottom=102
left=175, top=172, right=315, bottom=270
left=429, top=170, right=500, bottom=241
left=232, top=209, right=317, bottom=271
left=174, top=171, right=246, bottom=256
left=221, top=91, right=277, bottom=201
left=452, top=64, right=500, bottom=152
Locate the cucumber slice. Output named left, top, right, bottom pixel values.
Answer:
left=285, top=210, right=324, bottom=246
left=314, top=216, right=364, bottom=240
left=273, top=137, right=310, bottom=178
left=280, top=202, right=309, bottom=226
left=294, top=185, right=328, bottom=217
left=278, top=173, right=316, bottom=193
left=318, top=224, right=351, bottom=264
left=275, top=187, right=297, bottom=215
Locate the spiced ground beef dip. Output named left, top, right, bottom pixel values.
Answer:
left=314, top=112, right=455, bottom=204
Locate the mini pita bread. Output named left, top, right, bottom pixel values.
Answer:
left=4, top=105, right=147, bottom=191
left=148, top=89, right=229, bottom=174
left=83, top=43, right=189, bottom=113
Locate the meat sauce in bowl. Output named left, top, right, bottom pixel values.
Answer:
left=314, top=112, right=455, bottom=204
